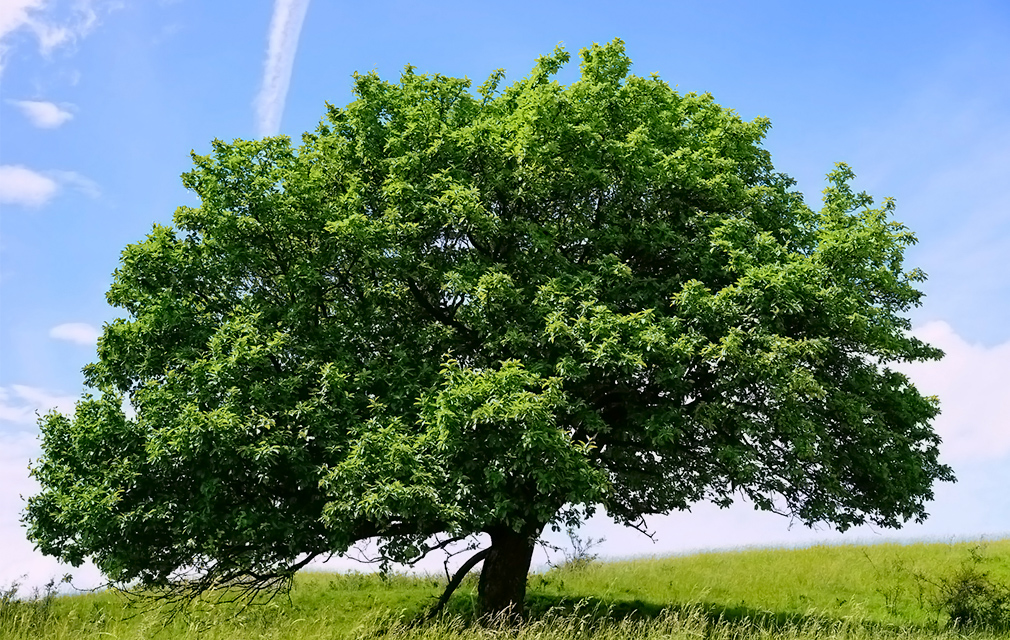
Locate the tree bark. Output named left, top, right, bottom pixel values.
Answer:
left=477, top=527, right=538, bottom=618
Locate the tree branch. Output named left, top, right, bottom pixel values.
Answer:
left=405, top=278, right=479, bottom=344
left=426, top=547, right=491, bottom=620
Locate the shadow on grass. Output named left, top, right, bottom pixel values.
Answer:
left=433, top=590, right=926, bottom=636
left=527, top=592, right=820, bottom=627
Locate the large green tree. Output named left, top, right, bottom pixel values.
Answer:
left=25, top=40, right=953, bottom=617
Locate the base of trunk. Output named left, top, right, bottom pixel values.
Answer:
left=477, top=528, right=538, bottom=617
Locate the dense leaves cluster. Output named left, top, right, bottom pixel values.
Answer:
left=25, top=40, right=952, bottom=614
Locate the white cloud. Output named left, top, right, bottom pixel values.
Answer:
left=49, top=322, right=99, bottom=345
left=0, top=0, right=115, bottom=76
left=0, top=1, right=45, bottom=41
left=0, top=164, right=99, bottom=207
left=255, top=0, right=312, bottom=137
left=8, top=99, right=74, bottom=128
left=0, top=385, right=76, bottom=426
left=898, top=321, right=1010, bottom=462
left=0, top=165, right=58, bottom=207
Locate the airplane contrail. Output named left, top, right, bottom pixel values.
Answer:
left=255, top=0, right=311, bottom=137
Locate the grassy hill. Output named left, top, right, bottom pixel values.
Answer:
left=3, top=539, right=1009, bottom=639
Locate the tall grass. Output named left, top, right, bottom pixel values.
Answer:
left=530, top=539, right=1010, bottom=627
left=2, top=539, right=1008, bottom=639
left=0, top=577, right=67, bottom=639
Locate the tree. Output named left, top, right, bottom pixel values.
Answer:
left=24, top=39, right=954, bottom=617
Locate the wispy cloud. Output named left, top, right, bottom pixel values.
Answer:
left=0, top=164, right=99, bottom=207
left=8, top=99, right=74, bottom=128
left=255, top=0, right=311, bottom=137
left=0, top=0, right=114, bottom=76
left=49, top=322, right=100, bottom=345
left=48, top=169, right=100, bottom=197
left=0, top=385, right=76, bottom=425
left=835, top=37, right=1010, bottom=346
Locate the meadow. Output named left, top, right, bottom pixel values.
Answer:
left=2, top=539, right=1009, bottom=639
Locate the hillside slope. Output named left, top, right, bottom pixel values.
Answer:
left=2, top=539, right=1008, bottom=639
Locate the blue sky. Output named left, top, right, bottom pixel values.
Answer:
left=1, top=0, right=1008, bottom=588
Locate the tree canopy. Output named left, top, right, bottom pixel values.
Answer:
left=25, top=40, right=953, bottom=616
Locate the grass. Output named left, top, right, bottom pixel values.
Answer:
left=529, top=539, right=1010, bottom=626
left=2, top=539, right=1009, bottom=639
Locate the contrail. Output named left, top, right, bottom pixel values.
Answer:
left=255, top=0, right=311, bottom=137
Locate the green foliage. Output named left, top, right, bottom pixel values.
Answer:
left=24, top=39, right=951, bottom=604
left=936, top=569, right=1010, bottom=630
left=925, top=545, right=1010, bottom=630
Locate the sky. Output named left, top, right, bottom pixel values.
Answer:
left=1, top=0, right=1008, bottom=591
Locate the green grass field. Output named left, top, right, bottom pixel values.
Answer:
left=3, top=539, right=1009, bottom=639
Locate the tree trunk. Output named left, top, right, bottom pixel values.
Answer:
left=477, top=528, right=537, bottom=618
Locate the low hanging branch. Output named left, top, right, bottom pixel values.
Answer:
left=427, top=547, right=491, bottom=620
